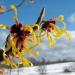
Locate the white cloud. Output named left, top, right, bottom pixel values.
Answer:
left=36, top=31, right=75, bottom=61
left=67, top=12, right=75, bottom=23
left=0, top=29, right=9, bottom=49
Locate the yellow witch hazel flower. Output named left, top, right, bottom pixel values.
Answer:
left=40, top=14, right=72, bottom=48
left=0, top=6, right=6, bottom=13
left=0, top=4, right=72, bottom=68
left=10, top=4, right=17, bottom=11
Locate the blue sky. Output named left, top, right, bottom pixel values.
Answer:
left=0, top=0, right=75, bottom=30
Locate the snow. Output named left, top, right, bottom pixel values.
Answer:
left=2, top=62, right=75, bottom=75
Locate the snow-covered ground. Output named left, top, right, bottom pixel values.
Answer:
left=2, top=62, right=75, bottom=75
